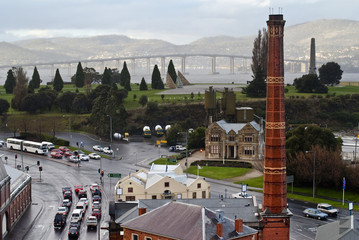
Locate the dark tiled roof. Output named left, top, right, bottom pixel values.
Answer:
left=138, top=198, right=260, bottom=223
left=122, top=202, right=203, bottom=239
left=122, top=201, right=258, bottom=240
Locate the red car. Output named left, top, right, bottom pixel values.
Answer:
left=51, top=151, right=63, bottom=159
left=64, top=151, right=73, bottom=157
left=74, top=185, right=83, bottom=194
left=59, top=146, right=70, bottom=153
left=92, top=208, right=101, bottom=219
left=52, top=149, right=63, bottom=155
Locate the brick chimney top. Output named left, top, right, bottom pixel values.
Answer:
left=216, top=222, right=223, bottom=239
left=138, top=207, right=146, bottom=216
left=235, top=218, right=243, bottom=233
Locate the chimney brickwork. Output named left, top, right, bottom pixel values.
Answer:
left=261, top=14, right=290, bottom=240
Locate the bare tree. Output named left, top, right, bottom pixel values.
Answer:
left=11, top=67, right=28, bottom=110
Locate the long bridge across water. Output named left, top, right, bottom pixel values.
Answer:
left=0, top=53, right=318, bottom=78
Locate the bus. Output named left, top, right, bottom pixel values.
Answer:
left=6, top=138, right=48, bottom=155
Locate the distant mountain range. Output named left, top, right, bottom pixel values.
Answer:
left=1, top=19, right=359, bottom=72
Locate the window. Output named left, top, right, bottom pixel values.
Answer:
left=244, top=136, right=253, bottom=142
left=132, top=234, right=139, bottom=240
left=210, top=145, right=219, bottom=154
left=192, top=192, right=197, bottom=199
left=244, top=146, right=254, bottom=155
left=145, top=237, right=152, bottom=240
left=126, top=196, right=135, bottom=201
left=128, top=187, right=133, bottom=193
left=164, top=182, right=169, bottom=187
left=210, top=134, right=220, bottom=142
left=197, top=183, right=201, bottom=189
left=152, top=195, right=157, bottom=199
left=229, top=135, right=235, bottom=141
left=177, top=194, right=182, bottom=199
left=202, top=191, right=206, bottom=198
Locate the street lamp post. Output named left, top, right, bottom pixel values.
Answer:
left=107, top=115, right=113, bottom=143
left=63, top=115, right=71, bottom=140
left=178, top=132, right=188, bottom=177
left=306, top=150, right=316, bottom=200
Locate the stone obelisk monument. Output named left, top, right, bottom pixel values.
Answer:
left=309, top=38, right=317, bottom=74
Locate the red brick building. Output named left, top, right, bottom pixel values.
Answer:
left=0, top=161, right=31, bottom=239
left=121, top=201, right=258, bottom=240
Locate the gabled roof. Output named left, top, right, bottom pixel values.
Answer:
left=122, top=201, right=257, bottom=240
left=149, top=163, right=181, bottom=174
left=215, top=120, right=260, bottom=134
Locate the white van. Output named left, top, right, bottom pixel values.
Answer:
left=42, top=141, right=55, bottom=150
left=71, top=209, right=83, bottom=223
left=76, top=201, right=86, bottom=214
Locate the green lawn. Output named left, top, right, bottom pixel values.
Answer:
left=236, top=176, right=263, bottom=188
left=150, top=157, right=179, bottom=165
left=187, top=166, right=250, bottom=180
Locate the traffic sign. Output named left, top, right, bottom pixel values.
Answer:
left=108, top=173, right=122, bottom=178
left=161, top=140, right=167, bottom=143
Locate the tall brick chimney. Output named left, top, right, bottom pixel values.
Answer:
left=261, top=14, right=291, bottom=240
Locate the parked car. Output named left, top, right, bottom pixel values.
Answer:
left=89, top=153, right=101, bottom=160
left=78, top=154, right=89, bottom=161
left=303, top=208, right=328, bottom=220
left=52, top=149, right=63, bottom=155
left=50, top=151, right=63, bottom=159
left=69, top=155, right=80, bottom=163
left=103, top=147, right=113, bottom=154
left=93, top=145, right=103, bottom=152
left=317, top=203, right=339, bottom=217
left=0, top=140, right=5, bottom=147
left=61, top=198, right=72, bottom=208
left=92, top=208, right=101, bottom=219
left=64, top=151, right=74, bottom=157
left=53, top=213, right=66, bottom=229
left=59, top=146, right=70, bottom=152
left=74, top=185, right=83, bottom=194
left=231, top=192, right=252, bottom=198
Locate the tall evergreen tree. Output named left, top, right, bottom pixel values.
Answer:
left=167, top=59, right=177, bottom=83
left=151, top=65, right=164, bottom=89
left=242, top=68, right=267, bottom=97
left=102, top=67, right=112, bottom=85
left=75, top=62, right=85, bottom=88
left=29, top=66, right=41, bottom=89
left=11, top=67, right=28, bottom=110
left=139, top=77, right=148, bottom=90
left=251, top=28, right=268, bottom=79
left=4, top=69, right=16, bottom=94
left=120, top=61, right=131, bottom=88
left=53, top=68, right=64, bottom=92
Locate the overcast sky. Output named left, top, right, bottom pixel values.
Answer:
left=0, top=0, right=357, bottom=45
